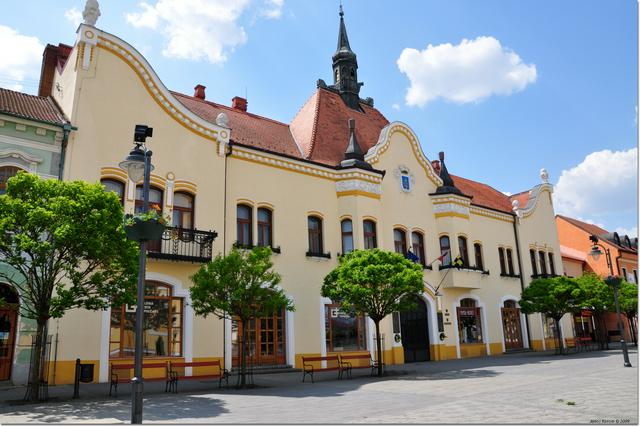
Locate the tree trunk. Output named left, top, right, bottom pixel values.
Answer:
left=553, top=318, right=563, bottom=355
left=239, top=318, right=247, bottom=388
left=593, top=314, right=606, bottom=350
left=374, top=320, right=383, bottom=377
left=29, top=320, right=47, bottom=401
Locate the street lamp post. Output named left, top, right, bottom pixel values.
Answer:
left=588, top=235, right=632, bottom=367
left=119, top=125, right=154, bottom=424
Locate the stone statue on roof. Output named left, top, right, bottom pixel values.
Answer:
left=83, top=0, right=101, bottom=26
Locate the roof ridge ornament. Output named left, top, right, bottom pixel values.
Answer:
left=341, top=118, right=371, bottom=170
left=435, top=151, right=463, bottom=195
left=82, top=0, right=101, bottom=27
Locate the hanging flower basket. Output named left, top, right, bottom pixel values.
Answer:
left=124, top=211, right=168, bottom=241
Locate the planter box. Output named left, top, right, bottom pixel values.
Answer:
left=124, top=215, right=166, bottom=241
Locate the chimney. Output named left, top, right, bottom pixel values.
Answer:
left=194, top=84, right=206, bottom=100
left=232, top=96, right=247, bottom=112
left=431, top=160, right=441, bottom=175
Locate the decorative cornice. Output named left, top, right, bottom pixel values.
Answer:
left=0, top=149, right=43, bottom=164
left=469, top=206, right=515, bottom=223
left=366, top=122, right=443, bottom=188
left=336, top=179, right=382, bottom=197
left=231, top=146, right=383, bottom=184
left=521, top=184, right=554, bottom=219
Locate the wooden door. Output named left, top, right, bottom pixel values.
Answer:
left=0, top=308, right=18, bottom=381
left=233, top=310, right=286, bottom=367
left=501, top=306, right=523, bottom=350
left=400, top=297, right=430, bottom=363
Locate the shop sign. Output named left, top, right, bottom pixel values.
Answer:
left=458, top=308, right=476, bottom=317
left=580, top=309, right=592, bottom=317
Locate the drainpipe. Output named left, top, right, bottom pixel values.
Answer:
left=512, top=215, right=532, bottom=349
left=222, top=141, right=232, bottom=371
left=57, top=123, right=73, bottom=180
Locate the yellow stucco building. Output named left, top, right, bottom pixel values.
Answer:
left=3, top=8, right=575, bottom=385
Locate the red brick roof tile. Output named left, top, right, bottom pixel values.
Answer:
left=0, top=87, right=68, bottom=126
left=173, top=91, right=302, bottom=158
left=451, top=175, right=514, bottom=213
left=292, top=88, right=389, bottom=165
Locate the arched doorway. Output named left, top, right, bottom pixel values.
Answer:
left=232, top=309, right=286, bottom=367
left=400, top=296, right=430, bottom=362
left=501, top=300, right=523, bottom=350
left=0, top=283, right=19, bottom=381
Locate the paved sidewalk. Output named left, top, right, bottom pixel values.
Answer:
left=0, top=349, right=637, bottom=424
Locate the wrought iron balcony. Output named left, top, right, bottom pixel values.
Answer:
left=147, top=226, right=217, bottom=263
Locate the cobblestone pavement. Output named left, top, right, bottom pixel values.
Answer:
left=0, top=349, right=637, bottom=424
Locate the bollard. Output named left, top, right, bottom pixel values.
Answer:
left=73, top=358, right=80, bottom=398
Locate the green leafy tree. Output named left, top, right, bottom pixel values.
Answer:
left=189, top=246, right=294, bottom=387
left=322, top=249, right=424, bottom=376
left=619, top=281, right=638, bottom=346
left=519, top=276, right=581, bottom=354
left=574, top=273, right=614, bottom=349
left=0, top=173, right=138, bottom=400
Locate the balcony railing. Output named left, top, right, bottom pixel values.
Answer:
left=147, top=226, right=218, bottom=263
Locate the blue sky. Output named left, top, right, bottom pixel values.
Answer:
left=1, top=0, right=637, bottom=236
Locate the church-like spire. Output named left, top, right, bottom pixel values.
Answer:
left=336, top=5, right=353, bottom=55
left=341, top=119, right=371, bottom=169
left=331, top=5, right=362, bottom=110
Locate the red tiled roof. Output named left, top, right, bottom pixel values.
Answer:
left=451, top=175, right=514, bottom=213
left=173, top=88, right=524, bottom=215
left=172, top=91, right=302, bottom=158
left=291, top=88, right=389, bottom=165
left=509, top=190, right=530, bottom=209
left=556, top=215, right=609, bottom=237
left=0, top=87, right=68, bottom=125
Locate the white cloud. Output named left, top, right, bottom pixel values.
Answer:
left=64, top=7, right=83, bottom=28
left=260, top=0, right=284, bottom=19
left=0, top=25, right=44, bottom=92
left=553, top=148, right=638, bottom=225
left=125, top=0, right=283, bottom=64
left=616, top=226, right=638, bottom=238
left=397, top=36, right=537, bottom=107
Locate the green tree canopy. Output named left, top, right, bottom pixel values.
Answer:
left=0, top=172, right=138, bottom=400
left=619, top=280, right=638, bottom=346
left=322, top=249, right=424, bottom=375
left=189, top=246, right=294, bottom=386
left=574, top=273, right=614, bottom=348
left=519, top=276, right=581, bottom=353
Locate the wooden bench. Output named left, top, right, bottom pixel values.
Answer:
left=109, top=362, right=169, bottom=397
left=166, top=360, right=229, bottom=393
left=338, top=353, right=382, bottom=378
left=301, top=355, right=344, bottom=383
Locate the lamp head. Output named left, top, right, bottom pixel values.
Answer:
left=589, top=245, right=603, bottom=262
left=119, top=143, right=152, bottom=183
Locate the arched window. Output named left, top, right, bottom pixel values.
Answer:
left=439, top=235, right=451, bottom=266
left=394, top=228, right=407, bottom=254
left=363, top=220, right=377, bottom=249
left=101, top=179, right=125, bottom=206
left=341, top=219, right=354, bottom=254
left=548, top=252, right=556, bottom=275
left=308, top=216, right=323, bottom=255
left=504, top=300, right=517, bottom=309
left=135, top=185, right=163, bottom=213
left=458, top=236, right=469, bottom=267
left=411, top=232, right=426, bottom=266
left=257, top=208, right=273, bottom=247
left=506, top=249, right=515, bottom=275
left=473, top=243, right=483, bottom=270
left=538, top=251, right=547, bottom=275
left=236, top=204, right=253, bottom=247
left=457, top=298, right=483, bottom=343
left=498, top=247, right=506, bottom=275
left=0, top=166, right=23, bottom=195
left=529, top=249, right=538, bottom=276
left=173, top=192, right=194, bottom=229
left=109, top=281, right=183, bottom=358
